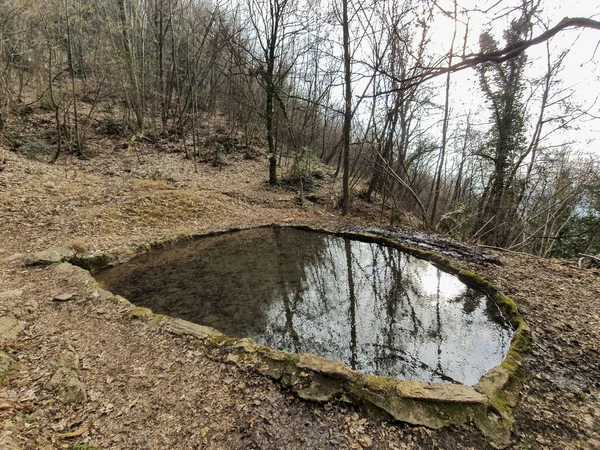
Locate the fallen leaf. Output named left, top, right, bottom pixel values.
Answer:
left=56, top=423, right=89, bottom=439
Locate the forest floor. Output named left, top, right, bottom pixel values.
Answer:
left=0, top=123, right=599, bottom=449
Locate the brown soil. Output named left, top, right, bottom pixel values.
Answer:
left=1, top=138, right=599, bottom=449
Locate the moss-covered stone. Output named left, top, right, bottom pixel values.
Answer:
left=297, top=372, right=345, bottom=402
left=297, top=353, right=361, bottom=382
left=393, top=380, right=487, bottom=404
left=25, top=247, right=75, bottom=266
left=0, top=316, right=24, bottom=340
left=43, top=349, right=87, bottom=404
left=69, top=253, right=113, bottom=272
left=475, top=366, right=511, bottom=398
left=233, top=338, right=258, bottom=353
left=130, top=306, right=154, bottom=320
left=166, top=318, right=223, bottom=339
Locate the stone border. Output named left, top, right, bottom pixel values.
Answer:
left=53, top=224, right=530, bottom=448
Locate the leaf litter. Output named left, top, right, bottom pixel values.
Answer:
left=0, top=139, right=599, bottom=449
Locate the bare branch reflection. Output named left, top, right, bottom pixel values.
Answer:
left=96, top=227, right=513, bottom=386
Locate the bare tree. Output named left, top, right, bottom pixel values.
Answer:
left=473, top=7, right=534, bottom=245
left=115, top=0, right=146, bottom=131
left=429, top=0, right=458, bottom=226
left=341, top=0, right=351, bottom=214
left=243, top=0, right=302, bottom=185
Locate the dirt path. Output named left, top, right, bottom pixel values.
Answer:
left=1, top=146, right=599, bottom=449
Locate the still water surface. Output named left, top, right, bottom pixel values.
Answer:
left=95, top=227, right=513, bottom=385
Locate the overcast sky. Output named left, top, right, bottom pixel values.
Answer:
left=429, top=0, right=600, bottom=156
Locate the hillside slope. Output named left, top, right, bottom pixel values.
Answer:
left=0, top=146, right=599, bottom=449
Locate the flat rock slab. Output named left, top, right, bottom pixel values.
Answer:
left=297, top=353, right=361, bottom=382
left=395, top=380, right=487, bottom=404
left=52, top=293, right=75, bottom=302
left=0, top=289, right=23, bottom=300
left=1, top=253, right=25, bottom=263
left=166, top=318, right=223, bottom=339
left=0, top=317, right=24, bottom=339
left=25, top=247, right=75, bottom=266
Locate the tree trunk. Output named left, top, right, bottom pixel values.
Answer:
left=430, top=1, right=457, bottom=226
left=119, top=0, right=144, bottom=131
left=341, top=0, right=351, bottom=215
left=65, top=0, right=82, bottom=157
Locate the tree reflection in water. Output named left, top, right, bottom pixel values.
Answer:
left=96, top=227, right=513, bottom=386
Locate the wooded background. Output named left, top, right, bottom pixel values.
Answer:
left=1, top=0, right=599, bottom=258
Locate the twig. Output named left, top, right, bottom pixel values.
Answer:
left=578, top=253, right=600, bottom=269
left=579, top=253, right=600, bottom=262
left=56, top=423, right=89, bottom=439
left=478, top=244, right=547, bottom=260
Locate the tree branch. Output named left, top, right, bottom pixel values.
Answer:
left=378, top=17, right=600, bottom=93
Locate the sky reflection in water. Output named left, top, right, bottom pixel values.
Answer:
left=96, top=227, right=513, bottom=386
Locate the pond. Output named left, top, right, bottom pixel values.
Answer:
left=95, top=227, right=513, bottom=386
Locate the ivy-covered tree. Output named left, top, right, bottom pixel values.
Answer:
left=474, top=13, right=531, bottom=245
